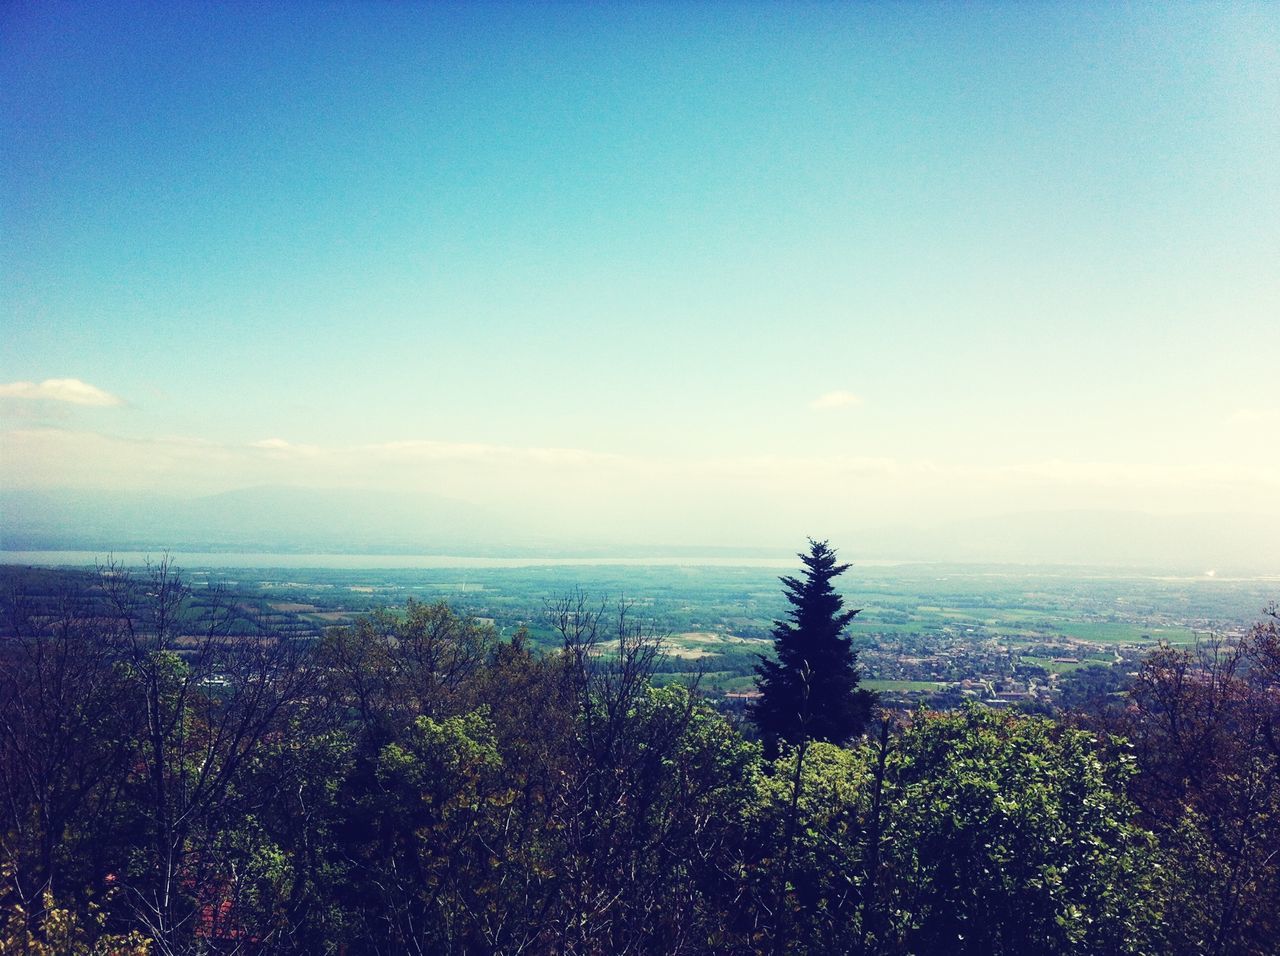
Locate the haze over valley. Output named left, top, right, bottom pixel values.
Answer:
left=4, top=486, right=1280, bottom=574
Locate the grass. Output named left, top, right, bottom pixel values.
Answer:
left=1021, top=655, right=1108, bottom=674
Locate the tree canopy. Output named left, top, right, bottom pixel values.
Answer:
left=2, top=563, right=1276, bottom=955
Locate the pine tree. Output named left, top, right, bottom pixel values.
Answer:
left=752, top=539, right=875, bottom=750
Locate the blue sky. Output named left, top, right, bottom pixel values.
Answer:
left=2, top=2, right=1278, bottom=546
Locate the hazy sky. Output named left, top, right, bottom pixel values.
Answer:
left=3, top=2, right=1278, bottom=545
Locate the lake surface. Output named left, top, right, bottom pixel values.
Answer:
left=4, top=551, right=1268, bottom=582
left=0, top=550, right=825, bottom=570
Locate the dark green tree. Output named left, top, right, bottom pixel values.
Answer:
left=752, top=539, right=875, bottom=750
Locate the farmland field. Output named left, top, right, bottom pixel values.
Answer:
left=2, top=557, right=1273, bottom=706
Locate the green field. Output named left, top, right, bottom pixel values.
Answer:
left=1021, top=655, right=1110, bottom=674
left=863, top=679, right=945, bottom=692
left=8, top=561, right=1266, bottom=711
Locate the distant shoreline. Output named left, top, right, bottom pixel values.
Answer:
left=3, top=550, right=1277, bottom=583
left=0, top=549, right=817, bottom=570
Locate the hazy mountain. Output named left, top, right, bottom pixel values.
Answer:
left=3, top=488, right=1278, bottom=573
left=843, top=510, right=1280, bottom=575
left=0, top=486, right=542, bottom=555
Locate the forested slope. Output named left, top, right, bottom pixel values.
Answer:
left=1, top=564, right=1276, bottom=955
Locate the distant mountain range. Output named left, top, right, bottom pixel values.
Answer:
left=843, top=510, right=1280, bottom=575
left=0, top=486, right=539, bottom=556
left=2, top=487, right=1278, bottom=573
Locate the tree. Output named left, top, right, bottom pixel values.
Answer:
left=752, top=540, right=875, bottom=751
left=877, top=706, right=1165, bottom=955
left=0, top=580, right=137, bottom=921
left=128, top=567, right=311, bottom=950
left=1103, top=612, right=1280, bottom=956
left=544, top=592, right=758, bottom=955
left=0, top=560, right=314, bottom=954
left=737, top=707, right=1166, bottom=956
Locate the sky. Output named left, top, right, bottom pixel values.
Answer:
left=2, top=2, right=1278, bottom=550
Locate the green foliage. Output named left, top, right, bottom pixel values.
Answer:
left=3, top=565, right=1273, bottom=955
left=366, top=709, right=515, bottom=951
left=0, top=890, right=151, bottom=955
left=743, top=708, right=1164, bottom=955
left=875, top=707, right=1164, bottom=955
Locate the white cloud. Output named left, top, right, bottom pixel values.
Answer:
left=0, top=378, right=123, bottom=406
left=366, top=439, right=504, bottom=460
left=363, top=439, right=625, bottom=467
left=809, top=390, right=862, bottom=411
left=249, top=438, right=320, bottom=456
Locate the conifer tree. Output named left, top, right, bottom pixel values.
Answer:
left=752, top=539, right=875, bottom=750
